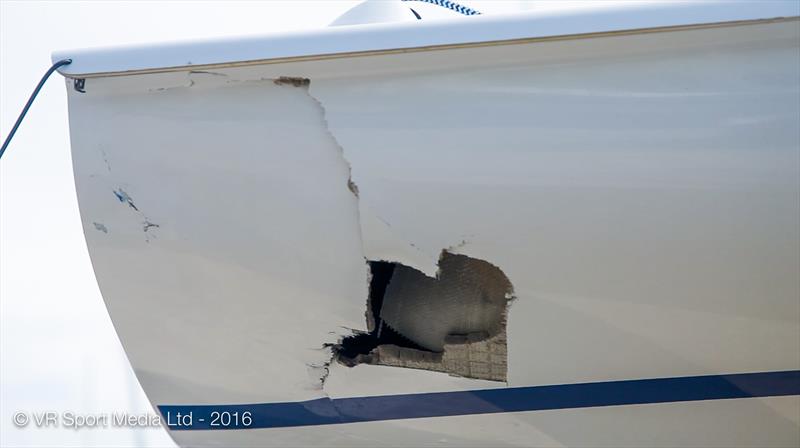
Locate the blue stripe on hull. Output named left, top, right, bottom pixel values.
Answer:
left=159, top=370, right=800, bottom=430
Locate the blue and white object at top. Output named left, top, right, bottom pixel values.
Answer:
left=331, top=0, right=482, bottom=26
left=55, top=1, right=800, bottom=447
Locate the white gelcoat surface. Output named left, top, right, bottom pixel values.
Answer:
left=62, top=13, right=800, bottom=448
left=67, top=80, right=368, bottom=405
left=309, top=22, right=800, bottom=389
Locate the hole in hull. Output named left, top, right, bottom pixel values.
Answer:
left=333, top=252, right=513, bottom=381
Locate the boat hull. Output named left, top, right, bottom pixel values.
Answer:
left=64, top=18, right=800, bottom=446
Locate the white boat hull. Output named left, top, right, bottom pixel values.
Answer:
left=62, top=14, right=800, bottom=447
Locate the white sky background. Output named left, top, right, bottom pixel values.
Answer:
left=0, top=1, right=618, bottom=446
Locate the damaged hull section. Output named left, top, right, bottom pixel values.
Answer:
left=63, top=10, right=799, bottom=448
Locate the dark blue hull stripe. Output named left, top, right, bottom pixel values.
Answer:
left=159, top=370, right=800, bottom=430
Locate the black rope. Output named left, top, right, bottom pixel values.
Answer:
left=0, top=59, right=72, bottom=160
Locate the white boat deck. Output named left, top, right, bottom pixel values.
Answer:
left=53, top=1, right=799, bottom=77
